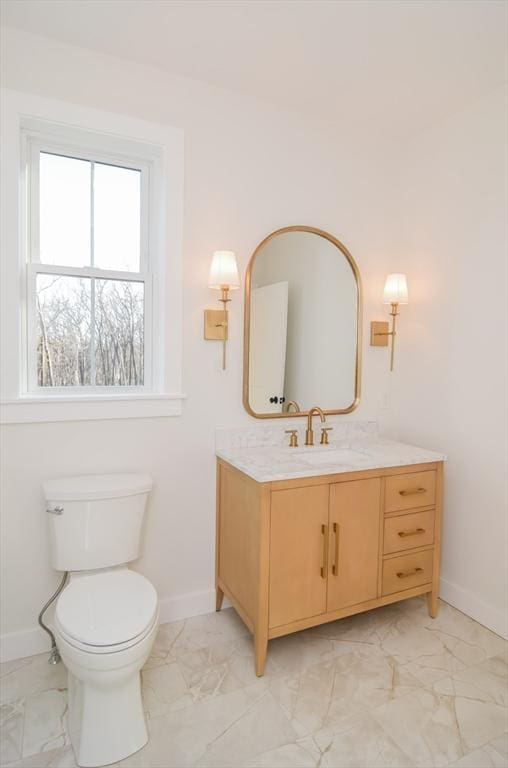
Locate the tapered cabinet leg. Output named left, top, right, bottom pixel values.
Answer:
left=427, top=589, right=439, bottom=618
left=255, top=631, right=268, bottom=677
left=216, top=586, right=224, bottom=612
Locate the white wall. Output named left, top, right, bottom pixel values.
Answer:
left=387, top=85, right=508, bottom=637
left=0, top=27, right=396, bottom=660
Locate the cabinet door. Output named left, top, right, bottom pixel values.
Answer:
left=327, top=478, right=381, bottom=611
left=269, top=485, right=329, bottom=628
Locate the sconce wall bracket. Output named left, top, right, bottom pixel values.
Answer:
left=370, top=321, right=390, bottom=347
left=204, top=309, right=228, bottom=341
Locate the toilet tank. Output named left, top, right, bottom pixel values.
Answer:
left=43, top=474, right=153, bottom=571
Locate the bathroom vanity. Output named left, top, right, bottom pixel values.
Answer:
left=215, top=427, right=445, bottom=676
left=224, top=227, right=446, bottom=675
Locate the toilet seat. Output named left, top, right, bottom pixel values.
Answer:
left=56, top=569, right=158, bottom=653
left=56, top=611, right=159, bottom=654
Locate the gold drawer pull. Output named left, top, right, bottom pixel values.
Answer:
left=398, top=527, right=425, bottom=538
left=332, top=522, right=340, bottom=575
left=396, top=566, right=424, bottom=579
left=320, top=524, right=329, bottom=579
left=399, top=487, right=426, bottom=497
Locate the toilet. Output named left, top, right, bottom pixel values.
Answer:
left=43, top=473, right=159, bottom=768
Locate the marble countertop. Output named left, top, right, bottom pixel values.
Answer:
left=216, top=436, right=446, bottom=483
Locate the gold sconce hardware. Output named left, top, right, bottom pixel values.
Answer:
left=204, top=309, right=228, bottom=340
left=398, top=527, right=425, bottom=538
left=320, top=427, right=333, bottom=445
left=285, top=400, right=301, bottom=413
left=396, top=567, right=424, bottom=579
left=285, top=429, right=299, bottom=448
left=370, top=321, right=389, bottom=346
left=370, top=273, right=409, bottom=371
left=320, top=523, right=329, bottom=578
left=205, top=251, right=240, bottom=370
left=399, top=487, right=426, bottom=497
left=305, top=406, right=326, bottom=446
left=332, top=522, right=340, bottom=575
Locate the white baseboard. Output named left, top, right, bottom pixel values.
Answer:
left=158, top=588, right=215, bottom=624
left=440, top=577, right=508, bottom=639
left=0, top=626, right=52, bottom=664
left=6, top=579, right=502, bottom=664
left=157, top=588, right=231, bottom=624
left=0, top=587, right=231, bottom=664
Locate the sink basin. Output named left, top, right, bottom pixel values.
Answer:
left=300, top=448, right=367, bottom=466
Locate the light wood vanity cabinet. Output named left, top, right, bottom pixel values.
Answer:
left=216, top=460, right=443, bottom=676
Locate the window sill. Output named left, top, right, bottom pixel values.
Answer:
left=0, top=393, right=186, bottom=424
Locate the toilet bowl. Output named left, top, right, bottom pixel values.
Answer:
left=43, top=473, right=157, bottom=768
left=55, top=569, right=158, bottom=767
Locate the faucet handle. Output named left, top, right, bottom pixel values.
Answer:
left=320, top=427, right=333, bottom=445
left=285, top=429, right=299, bottom=448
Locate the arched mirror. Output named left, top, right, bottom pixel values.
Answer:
left=243, top=226, right=362, bottom=418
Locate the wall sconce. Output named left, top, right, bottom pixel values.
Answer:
left=370, top=273, right=409, bottom=371
left=204, top=250, right=240, bottom=370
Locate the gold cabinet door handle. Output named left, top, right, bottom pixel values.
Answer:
left=396, top=567, right=424, bottom=579
left=320, top=524, right=329, bottom=579
left=399, top=487, right=426, bottom=496
left=398, top=527, right=425, bottom=538
left=332, top=522, right=340, bottom=575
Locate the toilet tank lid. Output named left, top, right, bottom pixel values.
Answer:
left=43, top=473, right=153, bottom=501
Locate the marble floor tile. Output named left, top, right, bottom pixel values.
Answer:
left=141, top=661, right=193, bottom=718
left=176, top=635, right=266, bottom=703
left=448, top=735, right=508, bottom=768
left=371, top=679, right=507, bottom=768
left=0, top=654, right=67, bottom=706
left=143, top=619, right=186, bottom=669
left=305, top=600, right=406, bottom=645
left=440, top=653, right=507, bottom=707
left=265, top=628, right=378, bottom=678
left=311, top=713, right=415, bottom=768
left=144, top=608, right=250, bottom=670
left=112, top=685, right=296, bottom=768
left=267, top=649, right=421, bottom=738
left=22, top=689, right=69, bottom=759
left=0, top=698, right=25, bottom=764
left=193, top=689, right=298, bottom=767
left=488, top=732, right=508, bottom=759
left=3, top=745, right=78, bottom=768
left=241, top=737, right=321, bottom=767
left=1, top=599, right=506, bottom=768
left=405, top=599, right=508, bottom=667
left=430, top=656, right=508, bottom=754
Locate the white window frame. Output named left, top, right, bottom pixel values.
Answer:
left=24, top=129, right=154, bottom=395
left=0, top=90, right=185, bottom=423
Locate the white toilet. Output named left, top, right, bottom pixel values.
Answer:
left=43, top=473, right=159, bottom=768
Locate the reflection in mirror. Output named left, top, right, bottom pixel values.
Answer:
left=244, top=227, right=361, bottom=417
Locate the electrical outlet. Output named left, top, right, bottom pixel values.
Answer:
left=381, top=392, right=390, bottom=410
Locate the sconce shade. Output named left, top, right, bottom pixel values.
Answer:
left=208, top=250, right=240, bottom=290
left=382, top=273, right=409, bottom=305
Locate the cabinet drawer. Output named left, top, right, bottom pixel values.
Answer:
left=383, top=509, right=435, bottom=554
left=385, top=470, right=436, bottom=513
left=382, top=550, right=433, bottom=595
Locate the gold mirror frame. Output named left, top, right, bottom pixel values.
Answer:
left=243, top=225, right=362, bottom=419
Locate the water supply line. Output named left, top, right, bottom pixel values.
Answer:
left=38, top=571, right=68, bottom=664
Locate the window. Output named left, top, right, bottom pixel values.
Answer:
left=24, top=127, right=154, bottom=394
left=1, top=94, right=183, bottom=423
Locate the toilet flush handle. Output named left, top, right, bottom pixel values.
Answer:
left=46, top=506, right=64, bottom=515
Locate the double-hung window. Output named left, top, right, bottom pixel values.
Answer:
left=24, top=126, right=154, bottom=394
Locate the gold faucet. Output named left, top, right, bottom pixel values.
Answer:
left=305, top=407, right=326, bottom=446
left=285, top=400, right=301, bottom=414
